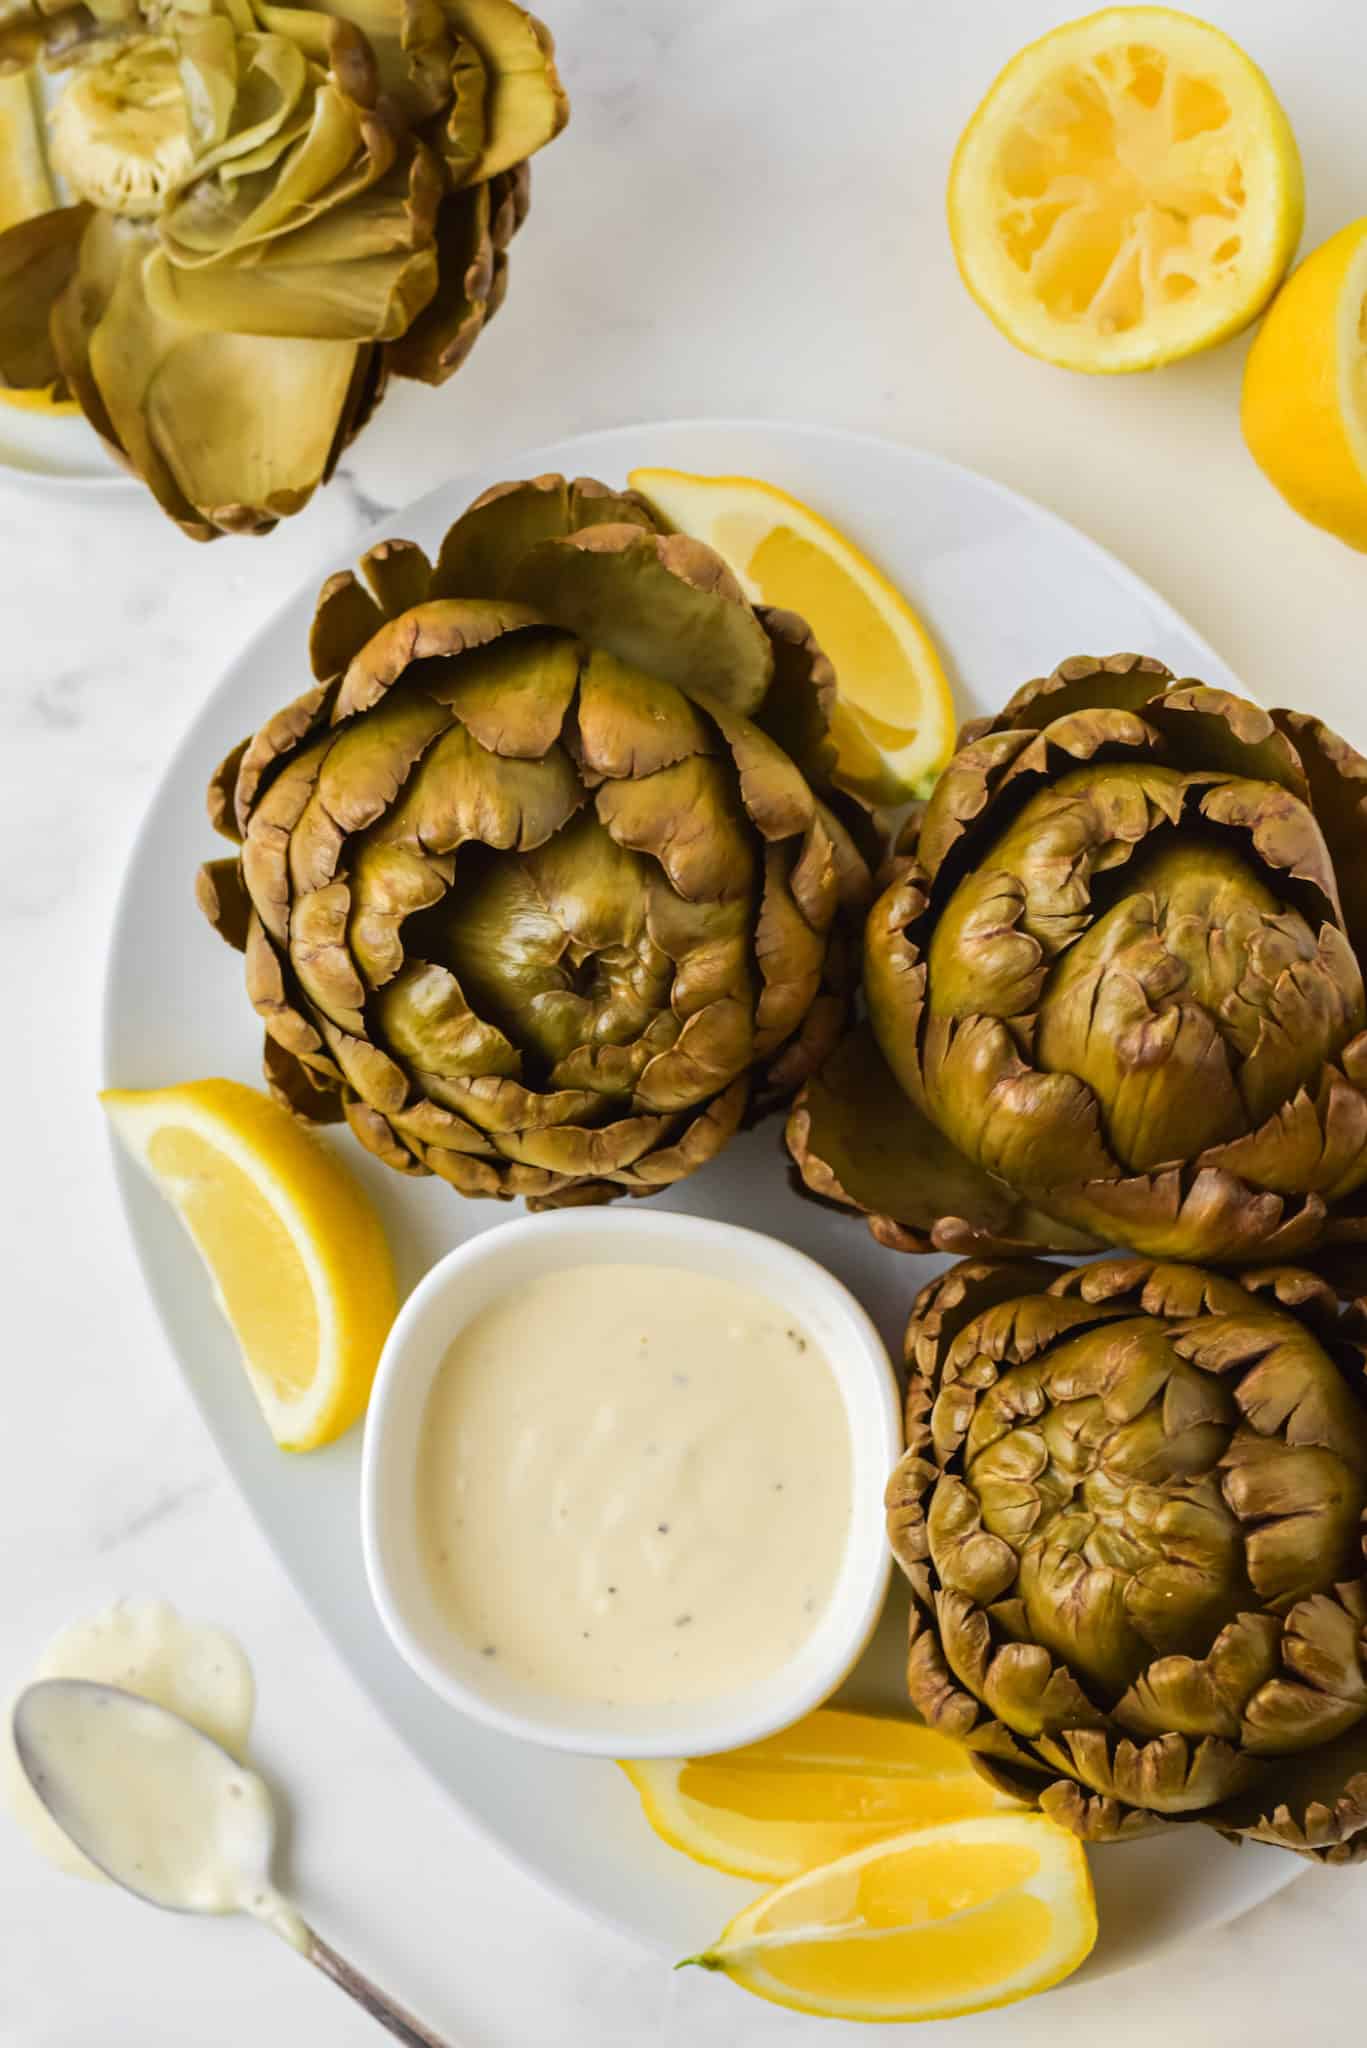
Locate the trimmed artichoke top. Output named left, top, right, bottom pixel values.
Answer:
left=790, top=653, right=1367, bottom=1265
left=0, top=0, right=567, bottom=536
left=199, top=474, right=873, bottom=1207
left=887, top=1254, right=1367, bottom=1863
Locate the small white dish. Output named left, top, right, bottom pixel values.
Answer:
left=361, top=1208, right=901, bottom=1758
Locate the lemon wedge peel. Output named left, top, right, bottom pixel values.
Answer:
left=1242, top=219, right=1367, bottom=552
left=627, top=466, right=956, bottom=804
left=101, top=1079, right=396, bottom=1452
left=949, top=6, right=1303, bottom=374
left=620, top=1708, right=1020, bottom=1881
left=0, top=386, right=79, bottom=415
left=682, top=1812, right=1097, bottom=2024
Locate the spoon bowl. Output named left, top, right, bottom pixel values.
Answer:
left=13, top=1679, right=280, bottom=1918
left=12, top=1679, right=454, bottom=2046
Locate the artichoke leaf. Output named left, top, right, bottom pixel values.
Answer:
left=346, top=835, right=448, bottom=988
left=975, top=652, right=1176, bottom=740
left=575, top=648, right=714, bottom=780
left=376, top=957, right=519, bottom=1080
left=1147, top=685, right=1310, bottom=798
left=750, top=604, right=840, bottom=799
left=426, top=626, right=579, bottom=758
left=594, top=755, right=756, bottom=907
left=786, top=1024, right=1100, bottom=1257
left=260, top=0, right=453, bottom=121
left=0, top=64, right=55, bottom=232
left=170, top=25, right=315, bottom=186
left=261, top=1032, right=346, bottom=1122
left=196, top=856, right=253, bottom=951
left=752, top=842, right=826, bottom=1057
left=145, top=149, right=443, bottom=341
left=310, top=570, right=386, bottom=681
left=173, top=9, right=238, bottom=152
left=431, top=473, right=659, bottom=596
left=0, top=202, right=88, bottom=393
left=383, top=177, right=493, bottom=384
left=161, top=79, right=397, bottom=262
left=1210, top=1717, right=1367, bottom=1861
left=334, top=597, right=544, bottom=717
left=439, top=0, right=566, bottom=178
left=510, top=526, right=776, bottom=717
left=344, top=1097, right=430, bottom=1175
left=616, top=1077, right=748, bottom=1188
left=1273, top=711, right=1367, bottom=971
left=356, top=537, right=435, bottom=617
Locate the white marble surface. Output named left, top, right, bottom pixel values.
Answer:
left=6, top=1, right=1367, bottom=2041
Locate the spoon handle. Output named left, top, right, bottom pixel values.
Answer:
left=304, top=1929, right=457, bottom=2047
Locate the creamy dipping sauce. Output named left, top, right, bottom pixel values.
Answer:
left=3, top=1601, right=254, bottom=1882
left=415, top=1263, right=854, bottom=1706
left=13, top=1682, right=306, bottom=1951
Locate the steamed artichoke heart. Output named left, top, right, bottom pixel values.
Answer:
left=50, top=37, right=193, bottom=217
left=887, top=1255, right=1367, bottom=1863
left=789, top=654, right=1367, bottom=1265
left=198, top=474, right=873, bottom=1206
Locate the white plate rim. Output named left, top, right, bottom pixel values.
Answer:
left=98, top=415, right=1304, bottom=1979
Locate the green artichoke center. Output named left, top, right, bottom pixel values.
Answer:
left=49, top=37, right=194, bottom=219
left=923, top=765, right=1367, bottom=1180
left=433, top=817, right=679, bottom=1084
left=949, top=1313, right=1367, bottom=1700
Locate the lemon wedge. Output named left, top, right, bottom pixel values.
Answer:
left=1242, top=218, right=1367, bottom=551
left=628, top=467, right=955, bottom=804
left=0, top=387, right=79, bottom=415
left=948, top=7, right=1303, bottom=372
left=622, top=1708, right=1020, bottom=1881
left=685, top=1812, right=1096, bottom=2023
left=101, top=1079, right=396, bottom=1451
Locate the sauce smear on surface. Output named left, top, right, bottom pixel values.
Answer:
left=415, top=1263, right=854, bottom=1706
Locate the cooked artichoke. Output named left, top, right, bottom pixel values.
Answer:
left=789, top=654, right=1367, bottom=1264
left=0, top=0, right=565, bottom=535
left=48, top=37, right=191, bottom=216
left=198, top=474, right=873, bottom=1204
left=886, top=1253, right=1367, bottom=1862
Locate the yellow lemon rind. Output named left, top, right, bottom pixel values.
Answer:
left=620, top=1710, right=1021, bottom=1881
left=627, top=466, right=956, bottom=797
left=1242, top=219, right=1367, bottom=551
left=949, top=6, right=1303, bottom=374
left=101, top=1079, right=395, bottom=1452
left=686, top=1812, right=1097, bottom=2024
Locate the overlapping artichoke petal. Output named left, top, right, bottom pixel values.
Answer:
left=3, top=0, right=564, bottom=536
left=795, top=654, right=1367, bottom=1264
left=890, top=1255, right=1367, bottom=1863
left=203, top=475, right=870, bottom=1206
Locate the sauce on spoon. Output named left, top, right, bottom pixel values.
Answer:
left=13, top=1680, right=308, bottom=1950
left=2, top=1600, right=254, bottom=1881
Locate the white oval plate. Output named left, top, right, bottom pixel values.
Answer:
left=102, top=419, right=1300, bottom=1986
left=0, top=397, right=131, bottom=488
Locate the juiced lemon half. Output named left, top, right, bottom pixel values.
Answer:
left=102, top=1079, right=396, bottom=1451
left=622, top=1708, right=1019, bottom=1881
left=949, top=7, right=1303, bottom=372
left=627, top=467, right=955, bottom=804
left=1242, top=218, right=1367, bottom=551
left=685, top=1812, right=1097, bottom=2023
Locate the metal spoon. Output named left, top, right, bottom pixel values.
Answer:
left=13, top=1679, right=455, bottom=2048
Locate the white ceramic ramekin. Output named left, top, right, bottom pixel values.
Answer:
left=361, top=1209, right=901, bottom=1758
